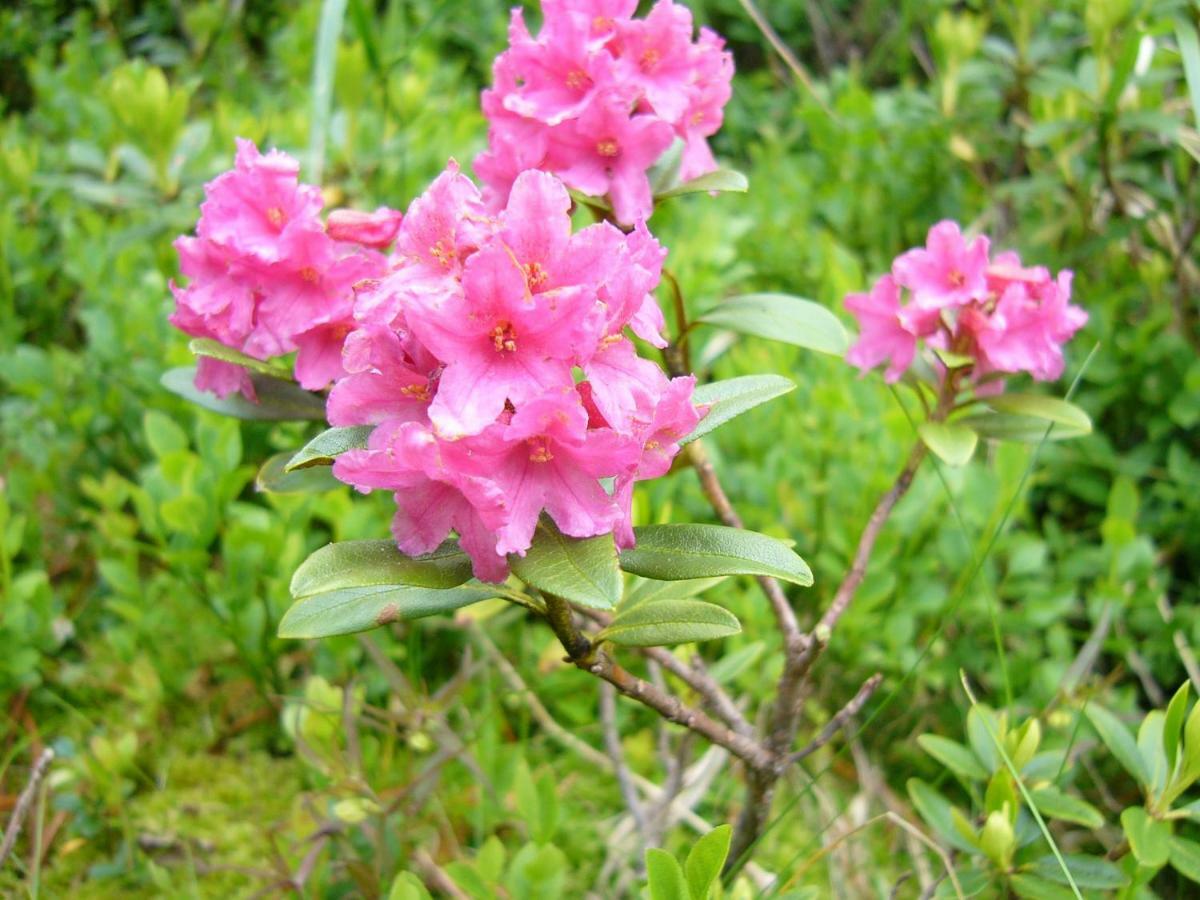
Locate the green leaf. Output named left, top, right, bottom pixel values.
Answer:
left=1183, top=699, right=1200, bottom=783
left=960, top=394, right=1092, bottom=443
left=917, top=734, right=988, bottom=781
left=655, top=167, right=748, bottom=199
left=696, top=293, right=848, bottom=355
left=1025, top=854, right=1128, bottom=889
left=162, top=366, right=326, bottom=421
left=285, top=426, right=372, bottom=471
left=619, top=524, right=813, bottom=587
left=684, top=825, right=731, bottom=900
left=1009, top=874, right=1076, bottom=900
left=967, top=705, right=1003, bottom=774
left=388, top=872, right=434, bottom=900
left=1175, top=18, right=1200, bottom=129
left=1121, top=807, right=1171, bottom=869
left=684, top=375, right=796, bottom=444
left=1138, top=711, right=1169, bottom=797
left=291, top=540, right=473, bottom=598
left=188, top=337, right=286, bottom=377
left=1169, top=836, right=1200, bottom=883
left=1085, top=705, right=1149, bottom=787
left=279, top=583, right=499, bottom=639
left=622, top=576, right=727, bottom=611
left=919, top=421, right=979, bottom=467
left=256, top=452, right=343, bottom=493
left=645, top=848, right=689, bottom=900
left=308, top=0, right=348, bottom=183
left=906, top=778, right=977, bottom=853
left=1028, top=786, right=1104, bottom=829
left=1164, top=682, right=1192, bottom=776
left=509, top=518, right=621, bottom=610
left=597, top=599, right=740, bottom=647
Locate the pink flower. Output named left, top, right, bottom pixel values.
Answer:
left=198, top=138, right=323, bottom=261
left=548, top=92, right=675, bottom=224
left=408, top=241, right=601, bottom=437
left=845, top=275, right=922, bottom=383
left=963, top=272, right=1087, bottom=381
left=893, top=220, right=990, bottom=310
left=487, top=390, right=639, bottom=555
left=613, top=0, right=697, bottom=122
left=325, top=206, right=403, bottom=248
left=677, top=28, right=734, bottom=181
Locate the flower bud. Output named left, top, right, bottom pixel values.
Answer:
left=326, top=207, right=403, bottom=249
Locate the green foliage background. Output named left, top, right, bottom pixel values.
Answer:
left=1, top=0, right=1198, bottom=895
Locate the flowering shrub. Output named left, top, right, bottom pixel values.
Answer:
left=845, top=221, right=1088, bottom=385
left=159, top=0, right=1095, bottom=883
left=475, top=0, right=733, bottom=224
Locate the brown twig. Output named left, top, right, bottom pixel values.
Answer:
left=541, top=593, right=777, bottom=772
left=0, top=747, right=54, bottom=870
left=788, top=674, right=883, bottom=765
left=736, top=0, right=836, bottom=118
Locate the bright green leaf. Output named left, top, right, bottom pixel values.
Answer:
left=619, top=524, right=812, bottom=587
left=285, top=426, right=372, bottom=471
left=1121, top=807, right=1171, bottom=869
left=1138, top=710, right=1169, bottom=797
left=645, top=848, right=689, bottom=900
left=697, top=293, right=848, bottom=355
left=1169, top=835, right=1200, bottom=883
left=1009, top=873, right=1077, bottom=900
left=907, top=779, right=977, bottom=853
left=1028, top=786, right=1104, bottom=829
left=1165, top=683, right=1192, bottom=776
left=622, top=576, right=727, bottom=611
left=1086, top=705, right=1149, bottom=787
left=967, top=705, right=1003, bottom=774
left=961, top=394, right=1092, bottom=443
left=684, top=375, right=796, bottom=444
left=509, top=518, right=621, bottom=610
left=919, top=421, right=979, bottom=467
left=597, top=599, right=740, bottom=647
left=684, top=825, right=731, bottom=900
left=917, top=734, right=988, bottom=781
left=188, top=337, right=287, bottom=377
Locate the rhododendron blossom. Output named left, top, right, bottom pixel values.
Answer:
left=476, top=0, right=734, bottom=223
left=169, top=139, right=396, bottom=396
left=845, top=221, right=1087, bottom=384
left=330, top=165, right=701, bottom=581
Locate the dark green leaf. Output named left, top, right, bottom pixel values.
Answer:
left=278, top=583, right=499, bottom=638
left=697, top=293, right=848, bottom=355
left=1164, top=682, right=1191, bottom=775
left=684, top=825, right=731, bottom=900
left=597, top=599, right=740, bottom=647
left=256, top=452, right=343, bottom=493
left=684, top=375, right=796, bottom=444
left=291, top=540, right=473, bottom=598
left=960, top=394, right=1091, bottom=443
left=162, top=366, right=326, bottom=421
left=1025, top=854, right=1128, bottom=889
left=622, top=576, right=727, bottom=611
left=656, top=168, right=748, bottom=199
left=285, top=426, right=372, bottom=471
left=917, top=734, right=988, bottom=780
left=620, top=524, right=812, bottom=587
left=509, top=518, right=621, bottom=610
left=919, top=421, right=979, bottom=467
left=1008, top=874, right=1076, bottom=900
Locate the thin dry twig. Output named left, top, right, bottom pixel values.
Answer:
left=788, top=674, right=883, bottom=765
left=599, top=683, right=649, bottom=842
left=736, top=0, right=835, bottom=118
left=0, top=747, right=55, bottom=870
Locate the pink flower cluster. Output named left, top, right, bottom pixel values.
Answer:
left=170, top=139, right=402, bottom=397
left=845, top=221, right=1088, bottom=384
left=327, top=164, right=701, bottom=582
left=475, top=0, right=733, bottom=225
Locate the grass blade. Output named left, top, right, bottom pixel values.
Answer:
left=308, top=0, right=349, bottom=183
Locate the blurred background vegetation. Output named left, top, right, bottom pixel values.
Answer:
left=1, top=0, right=1198, bottom=895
